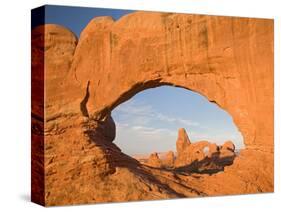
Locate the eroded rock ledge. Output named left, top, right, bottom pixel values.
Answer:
left=31, top=11, right=274, bottom=206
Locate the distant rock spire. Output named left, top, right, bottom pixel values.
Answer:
left=176, top=128, right=191, bottom=156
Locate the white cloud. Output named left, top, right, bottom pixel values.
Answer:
left=114, top=99, right=200, bottom=128
left=114, top=122, right=178, bottom=155
left=178, top=118, right=199, bottom=126
left=114, top=99, right=153, bottom=115
left=115, top=122, right=129, bottom=129
left=131, top=125, right=176, bottom=137
left=112, top=99, right=244, bottom=155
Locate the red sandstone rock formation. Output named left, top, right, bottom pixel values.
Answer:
left=208, top=143, right=219, bottom=157
left=175, top=140, right=209, bottom=166
left=222, top=141, right=235, bottom=152
left=174, top=130, right=237, bottom=170
left=31, top=11, right=274, bottom=206
left=176, top=128, right=191, bottom=162
left=147, top=152, right=162, bottom=168
left=162, top=151, right=175, bottom=168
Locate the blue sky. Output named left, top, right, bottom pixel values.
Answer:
left=38, top=5, right=244, bottom=155
left=112, top=86, right=243, bottom=156
left=43, top=5, right=134, bottom=37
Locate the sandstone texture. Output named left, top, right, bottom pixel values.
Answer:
left=162, top=151, right=175, bottom=168
left=176, top=128, right=191, bottom=161
left=31, top=11, right=274, bottom=206
left=174, top=133, right=237, bottom=173
left=147, top=152, right=162, bottom=168
left=144, top=129, right=237, bottom=173
left=222, top=140, right=235, bottom=152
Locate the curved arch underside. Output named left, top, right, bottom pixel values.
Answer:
left=71, top=12, right=273, bottom=149
left=32, top=12, right=273, bottom=206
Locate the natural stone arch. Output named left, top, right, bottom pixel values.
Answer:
left=32, top=11, right=273, bottom=206
left=70, top=12, right=273, bottom=149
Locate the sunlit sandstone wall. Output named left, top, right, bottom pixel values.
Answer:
left=31, top=11, right=273, bottom=206
left=70, top=12, right=273, bottom=149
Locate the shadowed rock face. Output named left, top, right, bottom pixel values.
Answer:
left=31, top=11, right=274, bottom=206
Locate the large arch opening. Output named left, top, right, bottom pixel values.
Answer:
left=111, top=85, right=244, bottom=172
